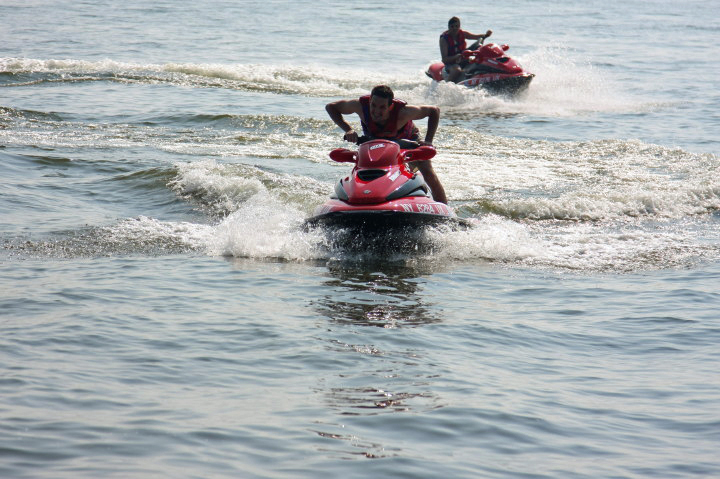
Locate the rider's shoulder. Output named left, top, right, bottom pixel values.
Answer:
left=399, top=103, right=436, bottom=119
left=338, top=98, right=363, bottom=109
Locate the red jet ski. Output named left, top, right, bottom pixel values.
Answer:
left=305, top=138, right=467, bottom=232
left=426, top=40, right=534, bottom=95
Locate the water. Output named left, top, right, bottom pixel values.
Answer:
left=2, top=1, right=719, bottom=478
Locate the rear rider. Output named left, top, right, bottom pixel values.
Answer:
left=440, top=16, right=492, bottom=83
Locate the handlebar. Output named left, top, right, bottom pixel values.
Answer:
left=356, top=135, right=420, bottom=150
left=329, top=137, right=436, bottom=163
left=462, top=42, right=509, bottom=63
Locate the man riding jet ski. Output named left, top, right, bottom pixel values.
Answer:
left=439, top=16, right=493, bottom=83
left=427, top=16, right=534, bottom=95
left=307, top=86, right=468, bottom=233
left=304, top=137, right=466, bottom=232
left=325, top=85, right=447, bottom=204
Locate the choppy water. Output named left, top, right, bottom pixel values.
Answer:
left=2, top=1, right=719, bottom=478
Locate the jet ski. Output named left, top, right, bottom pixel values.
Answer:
left=426, top=39, right=534, bottom=95
left=305, top=138, right=468, bottom=233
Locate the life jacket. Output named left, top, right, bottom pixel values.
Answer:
left=441, top=29, right=467, bottom=58
left=359, top=95, right=418, bottom=140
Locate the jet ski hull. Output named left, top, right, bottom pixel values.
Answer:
left=306, top=139, right=471, bottom=244
left=426, top=42, right=534, bottom=96
left=305, top=198, right=468, bottom=231
left=306, top=209, right=468, bottom=231
left=427, top=62, right=534, bottom=96
left=459, top=72, right=534, bottom=95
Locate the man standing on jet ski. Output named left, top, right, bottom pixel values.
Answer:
left=440, top=16, right=492, bottom=83
left=325, top=85, right=447, bottom=204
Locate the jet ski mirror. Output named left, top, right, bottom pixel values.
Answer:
left=404, top=145, right=436, bottom=162
left=329, top=148, right=357, bottom=163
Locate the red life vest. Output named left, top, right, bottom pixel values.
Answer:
left=441, top=29, right=467, bottom=58
left=359, top=95, right=418, bottom=140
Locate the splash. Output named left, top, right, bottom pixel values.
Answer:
left=428, top=215, right=544, bottom=263
left=405, top=45, right=651, bottom=118
left=106, top=140, right=720, bottom=270
left=207, top=191, right=324, bottom=260
left=168, top=159, right=327, bottom=260
left=514, top=44, right=633, bottom=115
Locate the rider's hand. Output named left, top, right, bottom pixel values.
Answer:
left=485, top=30, right=493, bottom=38
left=343, top=129, right=358, bottom=143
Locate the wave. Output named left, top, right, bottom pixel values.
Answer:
left=170, top=141, right=720, bottom=225
left=3, top=218, right=213, bottom=258
left=7, top=156, right=720, bottom=272
left=3, top=103, right=718, bottom=272
left=426, top=214, right=720, bottom=272
left=437, top=130, right=720, bottom=221
left=168, top=159, right=328, bottom=218
left=6, top=115, right=716, bottom=226
left=10, top=207, right=716, bottom=272
left=0, top=105, right=63, bottom=122
left=1, top=52, right=656, bottom=119
left=0, top=57, right=404, bottom=97
left=161, top=154, right=720, bottom=270
left=3, top=99, right=717, bottom=225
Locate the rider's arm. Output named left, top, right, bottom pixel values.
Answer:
left=464, top=29, right=493, bottom=41
left=401, top=105, right=440, bottom=145
left=326, top=99, right=362, bottom=142
left=325, top=99, right=361, bottom=132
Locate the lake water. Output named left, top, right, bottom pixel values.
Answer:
left=1, top=1, right=719, bottom=478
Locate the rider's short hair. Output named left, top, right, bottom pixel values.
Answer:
left=448, top=16, right=460, bottom=28
left=370, top=85, right=394, bottom=105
